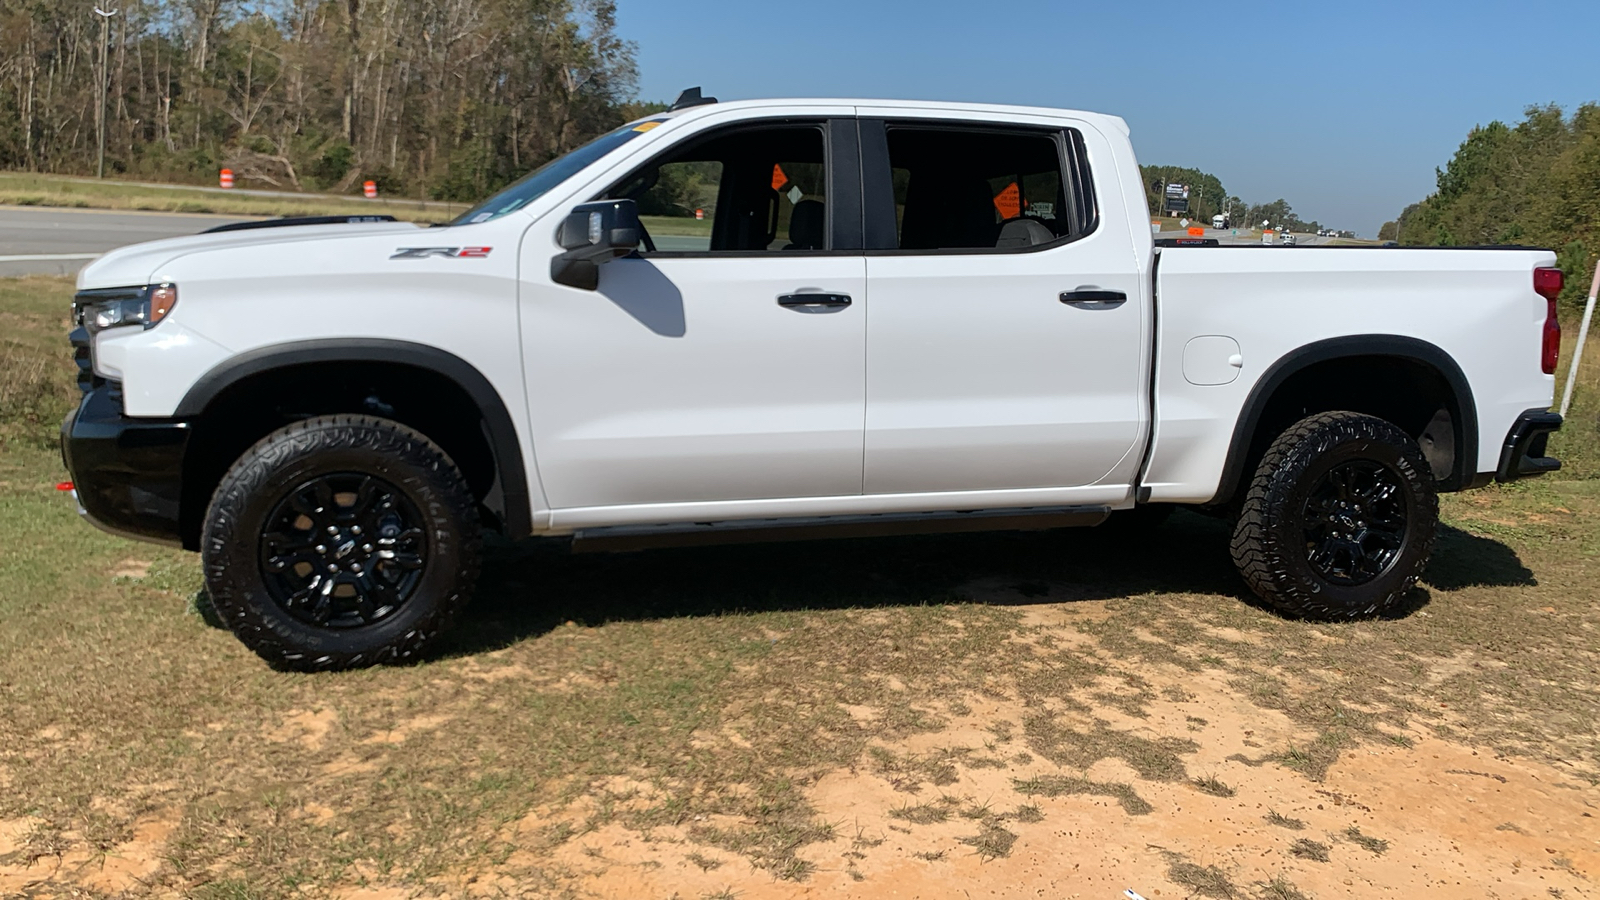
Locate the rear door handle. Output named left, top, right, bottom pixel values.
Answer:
left=1060, top=289, right=1127, bottom=309
left=778, top=292, right=852, bottom=313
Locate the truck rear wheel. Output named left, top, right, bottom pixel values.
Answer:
left=1230, top=411, right=1437, bottom=619
left=201, top=415, right=481, bottom=671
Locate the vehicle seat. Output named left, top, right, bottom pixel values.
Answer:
left=901, top=175, right=1001, bottom=250
left=995, top=217, right=1055, bottom=249
left=785, top=199, right=825, bottom=250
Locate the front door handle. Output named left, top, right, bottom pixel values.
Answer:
left=1060, top=289, right=1127, bottom=309
left=778, top=292, right=852, bottom=313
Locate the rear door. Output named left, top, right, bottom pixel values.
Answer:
left=519, top=115, right=869, bottom=513
left=859, top=117, right=1146, bottom=494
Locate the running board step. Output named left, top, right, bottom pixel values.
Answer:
left=571, top=505, right=1111, bottom=553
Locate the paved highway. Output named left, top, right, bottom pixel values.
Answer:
left=1154, top=223, right=1336, bottom=247
left=0, top=206, right=255, bottom=277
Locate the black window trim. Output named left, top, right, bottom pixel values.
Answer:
left=858, top=118, right=1100, bottom=257
left=590, top=116, right=865, bottom=258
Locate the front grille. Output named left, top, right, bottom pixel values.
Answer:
left=69, top=325, right=101, bottom=395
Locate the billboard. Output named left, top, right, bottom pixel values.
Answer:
left=1163, top=183, right=1190, bottom=214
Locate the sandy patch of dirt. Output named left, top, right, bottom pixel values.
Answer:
left=363, top=713, right=453, bottom=745
left=110, top=558, right=151, bottom=579
left=0, top=809, right=179, bottom=895
left=457, top=600, right=1598, bottom=899
left=268, top=708, right=339, bottom=750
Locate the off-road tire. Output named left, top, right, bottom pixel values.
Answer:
left=1230, top=411, right=1437, bottom=619
left=202, top=415, right=481, bottom=671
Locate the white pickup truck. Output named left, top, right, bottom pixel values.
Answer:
left=61, top=93, right=1566, bottom=670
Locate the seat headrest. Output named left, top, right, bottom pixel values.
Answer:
left=787, top=199, right=825, bottom=250
left=995, top=217, right=1055, bottom=249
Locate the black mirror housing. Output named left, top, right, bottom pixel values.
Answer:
left=552, top=200, right=642, bottom=290
left=557, top=200, right=642, bottom=257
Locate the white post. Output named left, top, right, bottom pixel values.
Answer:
left=1558, top=261, right=1600, bottom=417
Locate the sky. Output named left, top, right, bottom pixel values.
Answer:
left=615, top=0, right=1599, bottom=237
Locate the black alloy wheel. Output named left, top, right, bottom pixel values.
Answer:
left=259, top=473, right=429, bottom=629
left=1300, top=460, right=1408, bottom=586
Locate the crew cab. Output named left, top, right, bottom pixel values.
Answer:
left=60, top=93, right=1565, bottom=670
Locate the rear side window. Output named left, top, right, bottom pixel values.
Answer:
left=875, top=125, right=1089, bottom=252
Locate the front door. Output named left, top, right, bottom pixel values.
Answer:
left=520, top=119, right=867, bottom=512
left=859, top=119, right=1146, bottom=494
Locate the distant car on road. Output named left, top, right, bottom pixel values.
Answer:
left=1281, top=233, right=1296, bottom=246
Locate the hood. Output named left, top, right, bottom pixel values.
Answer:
left=76, top=220, right=424, bottom=290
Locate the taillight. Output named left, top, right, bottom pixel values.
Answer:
left=1535, top=267, right=1562, bottom=375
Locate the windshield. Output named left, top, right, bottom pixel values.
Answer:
left=448, top=119, right=665, bottom=226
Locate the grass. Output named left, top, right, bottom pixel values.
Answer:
left=1264, top=810, right=1306, bottom=830
left=3, top=274, right=1600, bottom=894
left=1342, top=825, right=1389, bottom=855
left=1550, top=315, right=1600, bottom=479
left=0, top=171, right=458, bottom=223
left=1289, top=839, right=1330, bottom=862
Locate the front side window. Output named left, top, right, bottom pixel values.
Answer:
left=884, top=127, right=1074, bottom=251
left=603, top=124, right=828, bottom=253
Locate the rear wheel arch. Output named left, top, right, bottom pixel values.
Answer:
left=174, top=339, right=532, bottom=549
left=1211, top=335, right=1477, bottom=509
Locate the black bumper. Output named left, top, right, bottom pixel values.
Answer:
left=60, top=381, right=190, bottom=547
left=1496, top=408, right=1562, bottom=482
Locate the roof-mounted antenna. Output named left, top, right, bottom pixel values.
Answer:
left=670, top=87, right=718, bottom=111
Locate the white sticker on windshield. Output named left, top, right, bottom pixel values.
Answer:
left=470, top=212, right=494, bottom=224
left=787, top=185, right=804, bottom=205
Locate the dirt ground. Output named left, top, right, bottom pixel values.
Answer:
left=3, top=559, right=1596, bottom=900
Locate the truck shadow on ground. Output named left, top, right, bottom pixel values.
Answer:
left=439, top=511, right=1536, bottom=658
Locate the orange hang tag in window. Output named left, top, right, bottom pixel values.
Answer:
left=771, top=164, right=788, bottom=191
left=994, top=181, right=1021, bottom=219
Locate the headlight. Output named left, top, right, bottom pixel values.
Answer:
left=73, top=284, right=178, bottom=336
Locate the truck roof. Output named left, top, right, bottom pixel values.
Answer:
left=643, top=97, right=1132, bottom=137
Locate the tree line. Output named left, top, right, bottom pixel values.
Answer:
left=1140, top=164, right=1331, bottom=234
left=1385, top=103, right=1598, bottom=307
left=0, top=0, right=650, bottom=200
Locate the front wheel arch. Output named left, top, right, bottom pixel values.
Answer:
left=175, top=340, right=533, bottom=549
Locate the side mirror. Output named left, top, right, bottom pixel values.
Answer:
left=552, top=199, right=642, bottom=289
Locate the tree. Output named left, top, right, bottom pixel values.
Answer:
left=0, top=0, right=643, bottom=202
left=1392, top=103, right=1600, bottom=307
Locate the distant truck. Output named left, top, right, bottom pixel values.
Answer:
left=62, top=94, right=1567, bottom=669
left=1212, top=214, right=1226, bottom=230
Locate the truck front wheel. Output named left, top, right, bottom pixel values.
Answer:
left=201, top=415, right=481, bottom=671
left=1230, top=411, right=1437, bottom=619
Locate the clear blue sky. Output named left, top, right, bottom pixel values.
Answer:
left=616, top=0, right=1598, bottom=237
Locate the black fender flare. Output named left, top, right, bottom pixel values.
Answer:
left=175, top=338, right=534, bottom=538
left=1210, top=334, right=1477, bottom=506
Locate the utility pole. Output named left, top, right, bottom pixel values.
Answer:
left=94, top=6, right=118, bottom=179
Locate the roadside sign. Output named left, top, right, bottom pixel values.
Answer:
left=1187, top=227, right=1204, bottom=236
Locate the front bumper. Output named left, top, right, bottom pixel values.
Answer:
left=60, top=380, right=190, bottom=547
left=1495, top=408, right=1562, bottom=482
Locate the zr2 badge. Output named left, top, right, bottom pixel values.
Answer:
left=390, top=247, right=493, bottom=259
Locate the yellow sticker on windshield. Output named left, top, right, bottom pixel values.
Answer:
left=632, top=121, right=662, bottom=132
